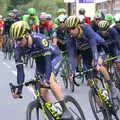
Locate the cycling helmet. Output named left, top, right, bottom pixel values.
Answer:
left=114, top=13, right=120, bottom=22
left=65, top=16, right=80, bottom=28
left=56, top=8, right=66, bottom=15
left=57, top=14, right=67, bottom=23
left=8, top=12, right=15, bottom=17
left=28, top=8, right=36, bottom=15
left=39, top=13, right=47, bottom=20
left=10, top=21, right=30, bottom=39
left=0, top=15, right=3, bottom=19
left=46, top=14, right=52, bottom=20
left=98, top=20, right=110, bottom=31
left=78, top=15, right=85, bottom=23
left=79, top=8, right=85, bottom=15
left=12, top=9, right=18, bottom=13
left=105, top=14, right=113, bottom=21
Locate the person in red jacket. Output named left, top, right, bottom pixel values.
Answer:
left=79, top=8, right=91, bottom=24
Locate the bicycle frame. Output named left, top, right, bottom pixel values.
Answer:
left=10, top=77, right=61, bottom=120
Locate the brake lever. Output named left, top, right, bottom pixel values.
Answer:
left=9, top=83, right=23, bottom=99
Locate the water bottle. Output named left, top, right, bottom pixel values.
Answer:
left=51, top=102, right=63, bottom=115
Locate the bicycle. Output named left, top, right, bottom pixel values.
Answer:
left=9, top=74, right=86, bottom=120
left=85, top=67, right=120, bottom=120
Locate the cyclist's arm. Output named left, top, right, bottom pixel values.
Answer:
left=82, top=25, right=99, bottom=64
left=14, top=46, right=25, bottom=86
left=108, top=27, right=120, bottom=52
left=67, top=35, right=76, bottom=74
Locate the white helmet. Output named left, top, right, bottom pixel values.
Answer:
left=39, top=13, right=48, bottom=20
left=114, top=13, right=120, bottom=22
left=0, top=15, right=3, bottom=19
left=57, top=14, right=67, bottom=22
left=78, top=15, right=85, bottom=23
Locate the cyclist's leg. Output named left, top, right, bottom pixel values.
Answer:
left=36, top=57, right=73, bottom=119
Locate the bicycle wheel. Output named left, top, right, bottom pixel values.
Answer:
left=73, top=57, right=84, bottom=86
left=26, top=100, right=50, bottom=120
left=64, top=95, right=86, bottom=120
left=89, top=88, right=111, bottom=120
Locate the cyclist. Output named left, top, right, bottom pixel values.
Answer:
left=56, top=8, right=67, bottom=16
left=3, top=13, right=15, bottom=36
left=10, top=21, right=73, bottom=120
left=23, top=8, right=39, bottom=32
left=91, top=13, right=103, bottom=32
left=78, top=8, right=91, bottom=24
left=65, top=16, right=119, bottom=98
left=55, top=14, right=68, bottom=51
left=3, top=13, right=15, bottom=52
left=38, top=13, right=57, bottom=44
left=12, top=8, right=20, bottom=21
left=97, top=20, right=120, bottom=89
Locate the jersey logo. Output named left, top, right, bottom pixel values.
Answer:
left=41, top=39, right=48, bottom=47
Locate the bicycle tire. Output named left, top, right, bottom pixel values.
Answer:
left=26, top=100, right=50, bottom=120
left=64, top=95, right=86, bottom=120
left=89, top=88, right=111, bottom=120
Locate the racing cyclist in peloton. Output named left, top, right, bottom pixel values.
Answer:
left=23, top=8, right=39, bottom=32
left=10, top=21, right=73, bottom=120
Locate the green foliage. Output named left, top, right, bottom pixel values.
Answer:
left=0, top=0, right=66, bottom=17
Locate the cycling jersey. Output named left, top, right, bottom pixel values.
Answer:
left=15, top=32, right=53, bottom=86
left=23, top=15, right=39, bottom=29
left=84, top=16, right=91, bottom=24
left=39, top=20, right=55, bottom=37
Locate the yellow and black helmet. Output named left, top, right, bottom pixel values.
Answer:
left=98, top=20, right=110, bottom=31
left=65, top=16, right=80, bottom=29
left=10, top=21, right=30, bottom=39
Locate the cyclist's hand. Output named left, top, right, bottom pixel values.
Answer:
left=69, top=74, right=74, bottom=81
left=9, top=83, right=22, bottom=99
left=95, top=64, right=101, bottom=71
left=41, top=80, right=50, bottom=88
left=11, top=87, right=22, bottom=99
